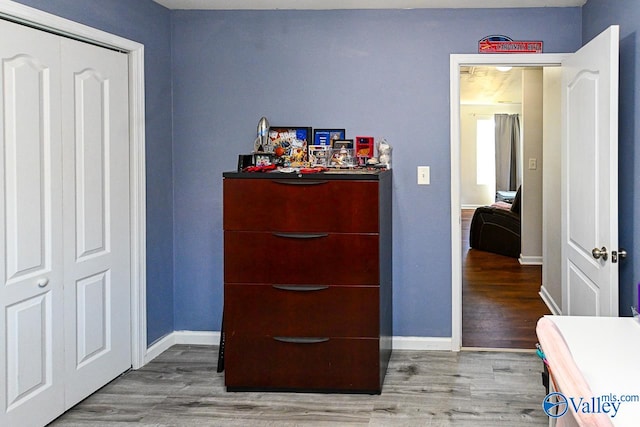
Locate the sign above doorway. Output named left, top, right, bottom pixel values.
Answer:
left=478, top=35, right=543, bottom=54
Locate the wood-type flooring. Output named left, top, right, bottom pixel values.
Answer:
left=49, top=209, right=552, bottom=426
left=51, top=345, right=548, bottom=426
left=461, top=209, right=550, bottom=349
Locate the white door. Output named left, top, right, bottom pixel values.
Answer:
left=0, top=20, right=131, bottom=426
left=0, top=20, right=65, bottom=427
left=562, top=25, right=619, bottom=316
left=61, top=37, right=131, bottom=408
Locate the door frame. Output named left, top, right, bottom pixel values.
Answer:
left=0, top=1, right=147, bottom=368
left=450, top=53, right=568, bottom=351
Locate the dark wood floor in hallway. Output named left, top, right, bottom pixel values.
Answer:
left=461, top=209, right=550, bottom=349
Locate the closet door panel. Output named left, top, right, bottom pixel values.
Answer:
left=61, top=37, right=131, bottom=410
left=1, top=18, right=133, bottom=426
left=4, top=57, right=49, bottom=279
left=74, top=69, right=109, bottom=259
left=0, top=19, right=65, bottom=427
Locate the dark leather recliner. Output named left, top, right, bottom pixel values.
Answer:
left=469, top=186, right=521, bottom=258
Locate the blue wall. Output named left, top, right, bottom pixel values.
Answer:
left=14, top=2, right=610, bottom=341
left=13, top=0, right=175, bottom=344
left=583, top=0, right=640, bottom=316
left=171, top=8, right=581, bottom=336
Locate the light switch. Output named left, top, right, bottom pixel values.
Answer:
left=528, top=158, right=537, bottom=170
left=418, top=166, right=430, bottom=185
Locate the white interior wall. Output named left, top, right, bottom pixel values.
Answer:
left=460, top=103, right=522, bottom=208
left=542, top=67, right=562, bottom=313
left=521, top=69, right=544, bottom=264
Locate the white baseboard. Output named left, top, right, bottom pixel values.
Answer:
left=519, top=255, right=543, bottom=265
left=539, top=286, right=562, bottom=315
left=143, top=331, right=453, bottom=365
left=461, top=204, right=483, bottom=209
left=144, top=333, right=176, bottom=364
left=174, top=330, right=221, bottom=345
left=392, top=336, right=453, bottom=350
left=461, top=346, right=536, bottom=353
left=144, top=331, right=221, bottom=364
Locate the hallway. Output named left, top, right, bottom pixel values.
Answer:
left=461, top=209, right=550, bottom=349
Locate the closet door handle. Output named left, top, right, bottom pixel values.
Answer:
left=272, top=285, right=329, bottom=292
left=273, top=180, right=328, bottom=186
left=273, top=337, right=329, bottom=344
left=272, top=232, right=328, bottom=239
left=37, top=278, right=49, bottom=288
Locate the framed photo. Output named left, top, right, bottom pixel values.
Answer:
left=253, top=152, right=274, bottom=167
left=269, top=126, right=311, bottom=166
left=329, top=147, right=355, bottom=168
left=313, top=129, right=345, bottom=146
left=237, top=154, right=254, bottom=171
left=308, top=145, right=332, bottom=167
left=332, top=139, right=354, bottom=149
left=355, top=136, right=375, bottom=161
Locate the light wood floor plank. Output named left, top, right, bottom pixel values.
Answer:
left=51, top=345, right=548, bottom=426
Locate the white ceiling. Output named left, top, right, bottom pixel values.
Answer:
left=460, top=66, right=528, bottom=105
left=153, top=0, right=587, bottom=10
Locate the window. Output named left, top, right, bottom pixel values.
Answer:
left=476, top=118, right=495, bottom=186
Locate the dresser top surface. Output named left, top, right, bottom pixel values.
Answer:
left=223, top=169, right=391, bottom=181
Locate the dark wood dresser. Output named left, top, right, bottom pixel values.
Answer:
left=222, top=170, right=392, bottom=393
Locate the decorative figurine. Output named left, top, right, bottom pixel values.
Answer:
left=254, top=116, right=270, bottom=152
left=378, top=138, right=392, bottom=169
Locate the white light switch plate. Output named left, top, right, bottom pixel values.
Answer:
left=418, top=166, right=430, bottom=185
left=528, top=158, right=537, bottom=170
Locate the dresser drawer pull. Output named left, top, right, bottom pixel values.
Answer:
left=273, top=337, right=330, bottom=344
left=272, top=232, right=328, bottom=239
left=272, top=285, right=329, bottom=292
left=273, top=180, right=329, bottom=186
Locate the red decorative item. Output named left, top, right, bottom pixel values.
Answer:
left=355, top=136, right=374, bottom=158
left=478, top=35, right=542, bottom=54
left=243, top=164, right=277, bottom=173
left=299, top=166, right=328, bottom=174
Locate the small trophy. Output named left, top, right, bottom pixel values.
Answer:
left=254, top=116, right=270, bottom=152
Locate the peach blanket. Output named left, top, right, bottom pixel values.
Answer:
left=536, top=317, right=614, bottom=427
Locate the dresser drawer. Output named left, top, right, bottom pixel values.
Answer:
left=225, top=336, right=381, bottom=392
left=224, top=231, right=379, bottom=285
left=223, top=178, right=379, bottom=233
left=224, top=283, right=379, bottom=337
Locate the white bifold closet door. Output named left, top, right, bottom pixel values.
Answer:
left=0, top=19, right=131, bottom=427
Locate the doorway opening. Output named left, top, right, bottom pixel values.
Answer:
left=450, top=54, right=568, bottom=351
left=460, top=65, right=549, bottom=349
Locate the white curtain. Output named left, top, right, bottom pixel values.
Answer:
left=494, top=114, right=521, bottom=191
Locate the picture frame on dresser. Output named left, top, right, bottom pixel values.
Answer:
left=308, top=145, right=331, bottom=167
left=268, top=126, right=311, bottom=165
left=332, top=139, right=354, bottom=149
left=253, top=152, right=274, bottom=166
left=313, top=128, right=345, bottom=146
left=237, top=154, right=254, bottom=171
